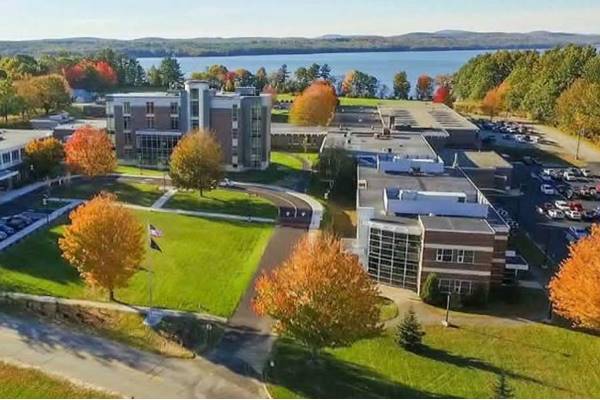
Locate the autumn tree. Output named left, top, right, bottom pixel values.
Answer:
left=63, top=60, right=117, bottom=91
left=64, top=126, right=116, bottom=176
left=481, top=81, right=510, bottom=121
left=433, top=86, right=453, bottom=107
left=341, top=70, right=378, bottom=98
left=24, top=137, right=64, bottom=179
left=262, top=84, right=278, bottom=103
left=59, top=193, right=145, bottom=301
left=252, top=232, right=381, bottom=357
left=393, top=71, right=411, bottom=99
left=548, top=225, right=600, bottom=330
left=29, top=74, right=71, bottom=115
left=555, top=79, right=600, bottom=142
left=415, top=75, right=434, bottom=100
left=169, top=129, right=223, bottom=196
left=0, top=78, right=18, bottom=123
left=289, top=81, right=337, bottom=126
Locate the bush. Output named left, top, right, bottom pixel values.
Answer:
left=420, top=273, right=444, bottom=306
left=462, top=284, right=489, bottom=307
left=395, top=308, right=425, bottom=351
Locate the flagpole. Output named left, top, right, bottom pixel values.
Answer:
left=148, top=223, right=153, bottom=308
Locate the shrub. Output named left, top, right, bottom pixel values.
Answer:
left=395, top=308, right=425, bottom=351
left=462, top=284, right=489, bottom=307
left=420, top=273, right=444, bottom=306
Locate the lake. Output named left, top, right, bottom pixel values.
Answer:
left=138, top=49, right=491, bottom=94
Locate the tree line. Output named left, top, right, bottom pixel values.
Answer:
left=453, top=45, right=600, bottom=143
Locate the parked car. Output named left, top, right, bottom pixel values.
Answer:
left=565, top=209, right=582, bottom=221
left=540, top=173, right=553, bottom=182
left=582, top=209, right=598, bottom=222
left=547, top=209, right=565, bottom=219
left=555, top=200, right=570, bottom=211
left=566, top=226, right=589, bottom=243
left=536, top=202, right=554, bottom=215
left=563, top=172, right=577, bottom=182
left=0, top=231, right=7, bottom=241
left=0, top=224, right=15, bottom=235
left=569, top=202, right=584, bottom=212
left=540, top=184, right=555, bottom=195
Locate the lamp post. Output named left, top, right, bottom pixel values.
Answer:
left=442, top=292, right=451, bottom=327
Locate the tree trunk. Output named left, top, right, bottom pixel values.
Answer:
left=109, top=289, right=115, bottom=302
left=199, top=187, right=204, bottom=197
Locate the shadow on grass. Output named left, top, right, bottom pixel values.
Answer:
left=167, top=191, right=278, bottom=219
left=0, top=229, right=81, bottom=288
left=266, top=339, right=457, bottom=399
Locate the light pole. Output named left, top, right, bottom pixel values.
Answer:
left=442, top=292, right=451, bottom=327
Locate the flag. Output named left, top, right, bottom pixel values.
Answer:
left=149, top=224, right=163, bottom=238
left=150, top=238, right=162, bottom=252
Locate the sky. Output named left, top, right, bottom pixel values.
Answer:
left=1, top=0, right=599, bottom=40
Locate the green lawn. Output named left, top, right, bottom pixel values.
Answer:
left=267, top=324, right=600, bottom=398
left=276, top=94, right=412, bottom=108
left=115, top=164, right=167, bottom=177
left=0, top=210, right=274, bottom=317
left=227, top=151, right=309, bottom=184
left=0, top=361, right=112, bottom=398
left=52, top=179, right=165, bottom=207
left=165, top=188, right=278, bottom=219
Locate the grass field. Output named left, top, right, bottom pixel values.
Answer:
left=228, top=151, right=310, bottom=184
left=267, top=324, right=600, bottom=399
left=276, top=94, right=411, bottom=108
left=165, top=188, right=278, bottom=219
left=0, top=210, right=273, bottom=317
left=52, top=179, right=165, bottom=207
left=0, top=361, right=111, bottom=398
left=115, top=165, right=167, bottom=177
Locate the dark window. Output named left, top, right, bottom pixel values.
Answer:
left=123, top=116, right=131, bottom=130
left=11, top=150, right=19, bottom=161
left=146, top=116, right=155, bottom=129
left=146, top=102, right=154, bottom=114
left=171, top=116, right=179, bottom=130
left=2, top=152, right=10, bottom=164
left=170, top=102, right=178, bottom=114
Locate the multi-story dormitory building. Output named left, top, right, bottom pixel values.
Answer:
left=106, top=80, right=272, bottom=170
left=322, top=101, right=521, bottom=296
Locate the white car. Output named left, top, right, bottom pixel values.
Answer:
left=547, top=209, right=565, bottom=219
left=540, top=173, right=553, bottom=182
left=563, top=172, right=577, bottom=182
left=555, top=200, right=570, bottom=211
left=580, top=169, right=591, bottom=177
left=565, top=209, right=582, bottom=221
left=540, top=184, right=555, bottom=195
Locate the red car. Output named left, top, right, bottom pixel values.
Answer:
left=569, top=202, right=584, bottom=212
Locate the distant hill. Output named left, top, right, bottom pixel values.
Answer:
left=1, top=31, right=599, bottom=58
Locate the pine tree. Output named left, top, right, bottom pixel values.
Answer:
left=395, top=308, right=425, bottom=351
left=492, top=373, right=514, bottom=399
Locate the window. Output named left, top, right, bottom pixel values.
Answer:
left=232, top=104, right=238, bottom=122
left=170, top=102, right=178, bottom=115
left=456, top=250, right=475, bottom=264
left=190, top=89, right=199, bottom=100
left=232, top=128, right=238, bottom=139
left=123, top=116, right=131, bottom=131
left=11, top=150, right=19, bottom=162
left=2, top=152, right=10, bottom=164
left=124, top=132, right=133, bottom=146
left=146, top=116, right=155, bottom=129
left=191, top=120, right=199, bottom=130
left=170, top=116, right=179, bottom=130
left=436, top=249, right=453, bottom=262
left=191, top=105, right=199, bottom=118
left=439, top=279, right=473, bottom=295
left=146, top=102, right=154, bottom=115
left=232, top=146, right=238, bottom=157
left=123, top=102, right=131, bottom=114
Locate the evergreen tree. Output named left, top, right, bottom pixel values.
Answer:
left=492, top=373, right=514, bottom=399
left=395, top=308, right=425, bottom=351
left=158, top=56, right=184, bottom=88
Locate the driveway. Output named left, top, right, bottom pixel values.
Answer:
left=0, top=313, right=266, bottom=399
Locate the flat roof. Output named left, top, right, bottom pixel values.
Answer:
left=330, top=106, right=383, bottom=129
left=271, top=123, right=328, bottom=135
left=357, top=166, right=479, bottom=223
left=420, top=215, right=494, bottom=234
left=456, top=151, right=513, bottom=170
left=55, top=119, right=107, bottom=131
left=378, top=101, right=479, bottom=131
left=0, top=129, right=52, bottom=150
left=107, top=92, right=178, bottom=98
left=323, top=131, right=438, bottom=159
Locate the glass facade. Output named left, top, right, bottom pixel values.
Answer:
left=367, top=226, right=422, bottom=290
left=250, top=105, right=263, bottom=168
left=136, top=133, right=180, bottom=167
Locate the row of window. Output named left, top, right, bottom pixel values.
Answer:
left=1, top=149, right=22, bottom=165
left=435, top=248, right=475, bottom=264
left=122, top=102, right=178, bottom=116
left=438, top=279, right=473, bottom=295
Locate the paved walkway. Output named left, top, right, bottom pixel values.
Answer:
left=151, top=188, right=177, bottom=209
left=0, top=313, right=265, bottom=398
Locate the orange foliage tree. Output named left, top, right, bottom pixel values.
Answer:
left=64, top=126, right=116, bottom=176
left=481, top=81, right=510, bottom=120
left=289, top=81, right=337, bottom=126
left=548, top=225, right=600, bottom=330
left=169, top=129, right=223, bottom=196
left=24, top=137, right=64, bottom=179
left=416, top=75, right=434, bottom=100
left=252, top=232, right=381, bottom=356
left=262, top=84, right=278, bottom=103
left=59, top=193, right=146, bottom=301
